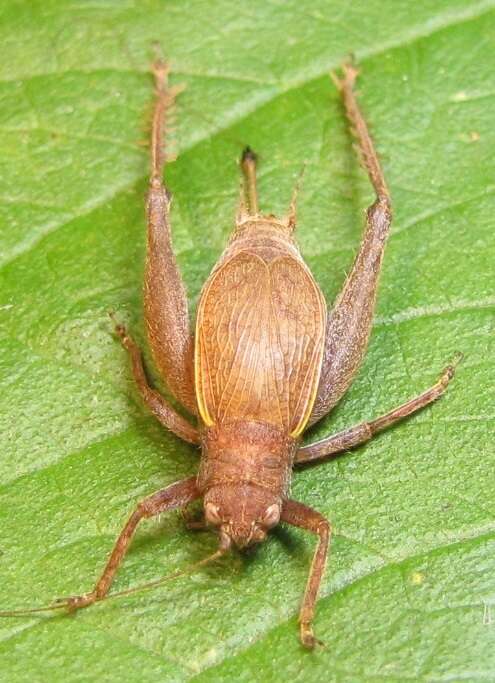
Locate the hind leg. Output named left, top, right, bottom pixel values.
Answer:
left=144, top=61, right=197, bottom=415
left=310, top=64, right=392, bottom=425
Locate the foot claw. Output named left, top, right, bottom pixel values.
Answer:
left=57, top=593, right=96, bottom=612
left=151, top=58, right=170, bottom=83
left=441, top=352, right=464, bottom=385
left=108, top=312, right=132, bottom=349
left=300, top=622, right=325, bottom=650
left=114, top=323, right=128, bottom=342
left=331, top=61, right=359, bottom=92
left=341, top=61, right=359, bottom=86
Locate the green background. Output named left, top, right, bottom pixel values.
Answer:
left=0, top=1, right=494, bottom=681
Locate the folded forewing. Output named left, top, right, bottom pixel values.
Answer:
left=195, top=251, right=326, bottom=436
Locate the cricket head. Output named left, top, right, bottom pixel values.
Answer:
left=204, top=484, right=281, bottom=549
left=198, top=421, right=294, bottom=548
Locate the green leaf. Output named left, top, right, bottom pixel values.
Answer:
left=1, top=1, right=494, bottom=681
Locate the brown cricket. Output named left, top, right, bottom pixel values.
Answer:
left=1, top=61, right=459, bottom=648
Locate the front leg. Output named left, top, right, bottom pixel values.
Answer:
left=144, top=60, right=197, bottom=415
left=63, top=477, right=200, bottom=610
left=310, top=64, right=392, bottom=425
left=281, top=499, right=331, bottom=649
left=113, top=320, right=199, bottom=445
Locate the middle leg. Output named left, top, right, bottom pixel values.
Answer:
left=297, top=356, right=460, bottom=464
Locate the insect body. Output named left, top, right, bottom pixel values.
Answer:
left=196, top=162, right=327, bottom=549
left=0, top=61, right=459, bottom=648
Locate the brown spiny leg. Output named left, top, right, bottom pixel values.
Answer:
left=310, top=64, right=392, bottom=425
left=112, top=320, right=199, bottom=444
left=144, top=60, right=197, bottom=415
left=281, top=499, right=331, bottom=649
left=61, top=477, right=200, bottom=611
left=298, top=356, right=460, bottom=463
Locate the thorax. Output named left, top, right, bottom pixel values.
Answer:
left=197, top=420, right=297, bottom=499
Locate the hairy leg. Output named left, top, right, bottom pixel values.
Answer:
left=310, top=64, right=392, bottom=425
left=113, top=320, right=199, bottom=444
left=299, top=357, right=459, bottom=464
left=281, top=499, right=331, bottom=649
left=63, top=477, right=200, bottom=610
left=144, top=60, right=197, bottom=414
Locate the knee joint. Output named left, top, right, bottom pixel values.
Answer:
left=367, top=198, right=392, bottom=237
left=317, top=519, right=331, bottom=538
left=137, top=501, right=154, bottom=518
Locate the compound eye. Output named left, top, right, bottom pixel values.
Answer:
left=205, top=502, right=222, bottom=525
left=261, top=503, right=280, bottom=528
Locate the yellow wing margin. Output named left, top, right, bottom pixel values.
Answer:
left=195, top=251, right=326, bottom=436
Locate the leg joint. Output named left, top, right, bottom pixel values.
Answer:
left=361, top=422, right=374, bottom=440
left=136, top=500, right=155, bottom=519
left=147, top=182, right=171, bottom=209
left=367, top=198, right=392, bottom=241
left=317, top=518, right=331, bottom=538
left=368, top=196, right=392, bottom=223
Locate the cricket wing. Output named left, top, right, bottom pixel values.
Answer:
left=195, top=251, right=326, bottom=436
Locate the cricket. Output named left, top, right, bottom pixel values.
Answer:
left=0, top=60, right=459, bottom=648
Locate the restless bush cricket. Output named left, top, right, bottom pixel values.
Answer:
left=0, top=60, right=459, bottom=648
